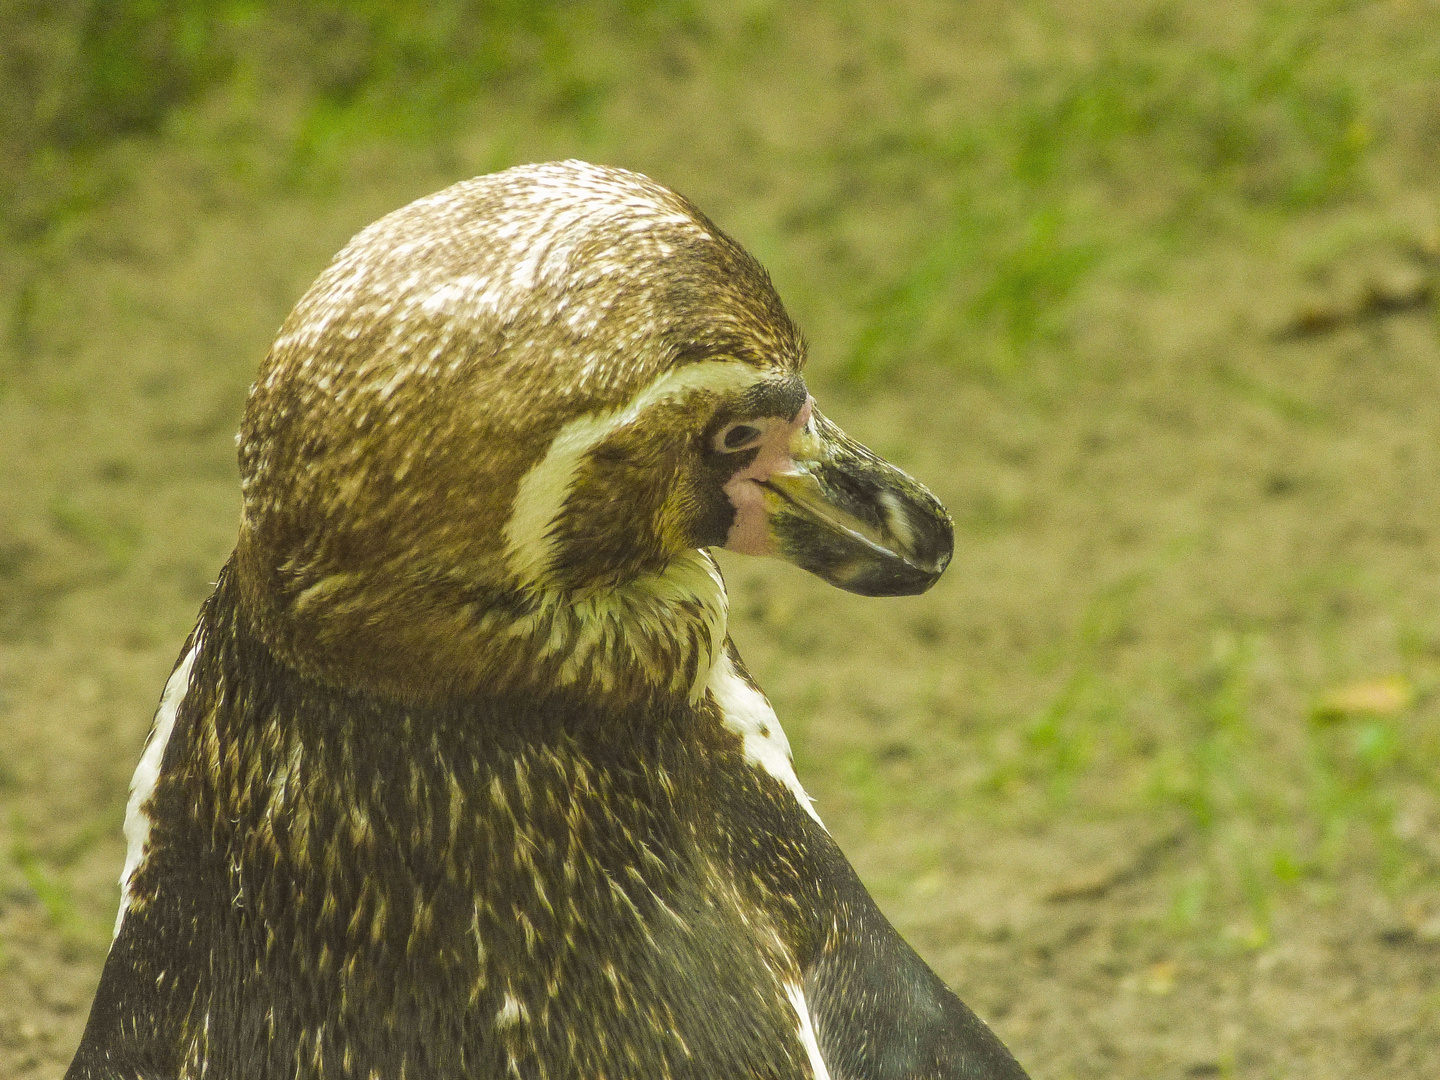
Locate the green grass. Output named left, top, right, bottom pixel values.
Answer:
left=845, top=0, right=1374, bottom=383
left=49, top=495, right=140, bottom=575
left=1, top=1, right=697, bottom=243
left=7, top=816, right=110, bottom=953
left=972, top=582, right=1440, bottom=943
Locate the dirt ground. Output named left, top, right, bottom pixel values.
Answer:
left=3, top=2, right=1440, bottom=1077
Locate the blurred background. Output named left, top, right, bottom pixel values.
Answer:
left=3, top=1, right=1440, bottom=1076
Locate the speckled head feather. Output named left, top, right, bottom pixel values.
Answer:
left=238, top=162, right=804, bottom=704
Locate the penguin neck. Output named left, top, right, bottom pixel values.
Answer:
left=210, top=556, right=736, bottom=774
left=234, top=539, right=730, bottom=711
left=509, top=549, right=730, bottom=705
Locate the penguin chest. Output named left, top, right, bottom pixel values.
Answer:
left=115, top=711, right=821, bottom=1079
left=462, top=846, right=816, bottom=1080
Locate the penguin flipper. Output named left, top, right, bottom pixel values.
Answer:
left=802, top=879, right=1030, bottom=1080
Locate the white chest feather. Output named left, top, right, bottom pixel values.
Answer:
left=785, top=981, right=835, bottom=1080
left=708, top=650, right=824, bottom=828
left=114, top=636, right=203, bottom=938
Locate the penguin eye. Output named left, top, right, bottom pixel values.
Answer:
left=719, top=423, right=762, bottom=452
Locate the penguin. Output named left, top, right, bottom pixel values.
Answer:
left=67, top=161, right=1030, bottom=1080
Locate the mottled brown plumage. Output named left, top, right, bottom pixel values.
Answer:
left=68, top=162, right=1027, bottom=1080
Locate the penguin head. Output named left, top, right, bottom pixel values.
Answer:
left=236, top=162, right=952, bottom=702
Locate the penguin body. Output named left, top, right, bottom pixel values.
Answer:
left=68, top=162, right=1029, bottom=1080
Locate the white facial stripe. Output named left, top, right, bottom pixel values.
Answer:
left=115, top=635, right=203, bottom=939
left=785, top=981, right=834, bottom=1080
left=709, top=650, right=824, bottom=828
left=504, top=359, right=770, bottom=585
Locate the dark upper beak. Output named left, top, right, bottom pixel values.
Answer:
left=761, top=408, right=953, bottom=596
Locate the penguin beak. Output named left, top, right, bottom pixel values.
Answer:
left=759, top=407, right=954, bottom=597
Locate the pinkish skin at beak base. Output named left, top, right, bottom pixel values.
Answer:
left=721, top=398, right=814, bottom=557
